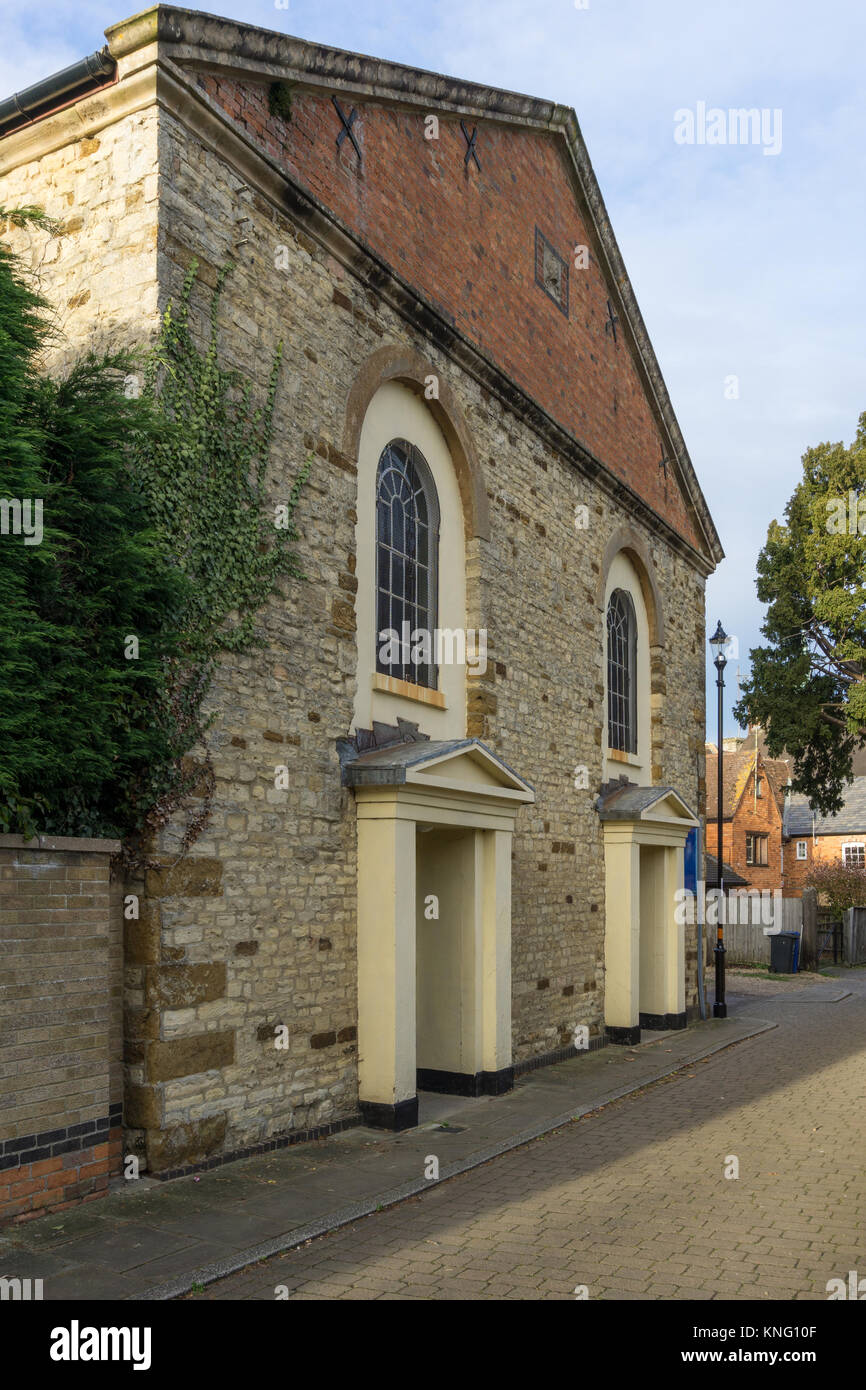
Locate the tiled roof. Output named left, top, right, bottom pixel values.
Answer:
left=705, top=748, right=792, bottom=818
left=784, top=776, right=866, bottom=837
left=595, top=782, right=697, bottom=822
left=705, top=854, right=748, bottom=887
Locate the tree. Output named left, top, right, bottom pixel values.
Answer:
left=804, top=860, right=866, bottom=919
left=735, top=413, right=866, bottom=815
left=0, top=221, right=308, bottom=851
left=0, top=212, right=191, bottom=839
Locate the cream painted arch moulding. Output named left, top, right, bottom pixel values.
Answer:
left=353, top=378, right=470, bottom=739
left=342, top=342, right=490, bottom=544
left=600, top=524, right=667, bottom=784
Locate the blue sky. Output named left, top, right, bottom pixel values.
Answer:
left=2, top=0, right=864, bottom=738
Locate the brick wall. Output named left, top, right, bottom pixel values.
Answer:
left=705, top=767, right=785, bottom=891
left=0, top=836, right=122, bottom=1224
left=197, top=74, right=700, bottom=551
left=783, top=833, right=865, bottom=895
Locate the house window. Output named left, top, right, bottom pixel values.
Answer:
left=375, top=439, right=440, bottom=689
left=607, top=589, right=637, bottom=754
left=745, top=832, right=768, bottom=866
left=843, top=843, right=865, bottom=868
left=796, top=840, right=808, bottom=861
left=755, top=777, right=763, bottom=798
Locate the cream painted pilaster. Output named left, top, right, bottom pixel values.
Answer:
left=479, top=828, right=512, bottom=1081
left=356, top=813, right=417, bottom=1123
left=663, top=844, right=686, bottom=1019
left=603, top=826, right=641, bottom=1040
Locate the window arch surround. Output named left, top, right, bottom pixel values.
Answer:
left=598, top=528, right=665, bottom=649
left=375, top=438, right=440, bottom=688
left=342, top=343, right=489, bottom=544
left=351, top=375, right=472, bottom=740
left=599, top=528, right=666, bottom=782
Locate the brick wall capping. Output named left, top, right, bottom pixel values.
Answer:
left=0, top=832, right=121, bottom=853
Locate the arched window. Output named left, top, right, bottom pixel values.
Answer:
left=607, top=589, right=637, bottom=754
left=376, top=439, right=440, bottom=689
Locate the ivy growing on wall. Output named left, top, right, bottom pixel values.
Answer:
left=126, top=258, right=312, bottom=865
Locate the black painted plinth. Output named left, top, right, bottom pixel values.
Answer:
left=605, top=1024, right=641, bottom=1046
left=417, top=1066, right=515, bottom=1097
left=639, top=1010, right=688, bottom=1031
left=359, top=1096, right=419, bottom=1131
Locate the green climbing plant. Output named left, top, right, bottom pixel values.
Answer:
left=137, top=258, right=310, bottom=662
left=125, top=258, right=312, bottom=862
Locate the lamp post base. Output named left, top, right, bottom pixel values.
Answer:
left=713, top=941, right=727, bottom=1019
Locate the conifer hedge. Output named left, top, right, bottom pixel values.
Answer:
left=0, top=218, right=308, bottom=852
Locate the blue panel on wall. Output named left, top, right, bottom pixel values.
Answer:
left=684, top=826, right=698, bottom=893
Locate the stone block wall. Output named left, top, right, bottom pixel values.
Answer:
left=0, top=104, right=161, bottom=371
left=0, top=836, right=122, bottom=1224
left=118, top=97, right=705, bottom=1159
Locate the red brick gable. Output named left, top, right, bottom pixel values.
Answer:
left=199, top=74, right=701, bottom=551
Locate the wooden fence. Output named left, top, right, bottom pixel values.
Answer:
left=844, top=907, right=866, bottom=965
left=722, top=894, right=804, bottom=966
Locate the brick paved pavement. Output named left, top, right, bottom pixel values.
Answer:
left=197, top=970, right=866, bottom=1300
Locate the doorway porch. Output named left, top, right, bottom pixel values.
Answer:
left=344, top=738, right=534, bottom=1130
left=598, top=783, right=698, bottom=1045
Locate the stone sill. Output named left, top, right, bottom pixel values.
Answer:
left=0, top=833, right=121, bottom=854
left=372, top=672, right=447, bottom=709
left=607, top=748, right=642, bottom=771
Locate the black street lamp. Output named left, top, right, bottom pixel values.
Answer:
left=709, top=620, right=728, bottom=1018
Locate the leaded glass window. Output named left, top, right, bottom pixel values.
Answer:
left=375, top=439, right=439, bottom=689
left=607, top=589, right=637, bottom=754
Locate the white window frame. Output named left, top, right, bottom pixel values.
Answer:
left=796, top=840, right=808, bottom=861
left=842, top=842, right=865, bottom=868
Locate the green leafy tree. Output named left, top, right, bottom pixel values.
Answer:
left=736, top=414, right=866, bottom=814
left=804, top=859, right=866, bottom=918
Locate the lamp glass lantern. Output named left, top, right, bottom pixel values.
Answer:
left=709, top=620, right=728, bottom=669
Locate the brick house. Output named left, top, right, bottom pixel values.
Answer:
left=0, top=5, right=722, bottom=1177
left=783, top=778, right=866, bottom=894
left=704, top=745, right=792, bottom=892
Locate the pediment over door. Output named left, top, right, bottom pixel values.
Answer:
left=342, top=737, right=534, bottom=803
left=596, top=783, right=698, bottom=827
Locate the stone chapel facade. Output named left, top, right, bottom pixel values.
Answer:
left=0, top=5, right=722, bottom=1171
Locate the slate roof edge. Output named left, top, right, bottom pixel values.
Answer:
left=595, top=782, right=698, bottom=822
left=338, top=735, right=535, bottom=795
